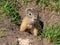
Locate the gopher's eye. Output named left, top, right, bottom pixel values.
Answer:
left=29, top=13, right=31, bottom=16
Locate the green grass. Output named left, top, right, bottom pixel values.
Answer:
left=0, top=0, right=21, bottom=25
left=21, top=0, right=60, bottom=11
left=36, top=0, right=60, bottom=11
left=41, top=21, right=60, bottom=44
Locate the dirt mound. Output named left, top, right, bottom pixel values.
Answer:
left=0, top=29, right=42, bottom=45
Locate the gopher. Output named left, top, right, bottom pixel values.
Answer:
left=20, top=8, right=43, bottom=36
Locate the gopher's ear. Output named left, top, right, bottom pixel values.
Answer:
left=25, top=8, right=33, bottom=12
left=25, top=8, right=33, bottom=16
